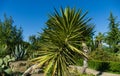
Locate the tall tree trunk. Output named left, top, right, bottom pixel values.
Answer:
left=81, top=42, right=88, bottom=74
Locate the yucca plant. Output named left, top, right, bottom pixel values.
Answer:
left=31, top=7, right=94, bottom=76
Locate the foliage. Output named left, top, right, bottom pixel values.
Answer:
left=95, top=32, right=104, bottom=49
left=88, top=60, right=110, bottom=71
left=1, top=8, right=120, bottom=76
left=77, top=59, right=120, bottom=74
left=0, top=15, right=23, bottom=55
left=27, top=35, right=41, bottom=59
left=105, top=12, right=120, bottom=53
left=31, top=7, right=94, bottom=76
left=29, top=35, right=40, bottom=50
left=89, top=48, right=120, bottom=61
left=108, top=62, right=120, bottom=73
left=0, top=55, right=15, bottom=75
left=12, top=45, right=27, bottom=61
left=0, top=44, right=8, bottom=57
left=89, top=49, right=110, bottom=61
left=28, top=51, right=40, bottom=59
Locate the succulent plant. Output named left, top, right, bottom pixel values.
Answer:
left=0, top=58, right=3, bottom=66
left=0, top=55, right=15, bottom=75
left=4, top=68, right=12, bottom=75
left=3, top=55, right=15, bottom=66
left=12, top=45, right=27, bottom=60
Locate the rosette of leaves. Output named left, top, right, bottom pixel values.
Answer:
left=12, top=45, right=27, bottom=61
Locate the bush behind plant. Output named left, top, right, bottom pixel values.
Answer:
left=77, top=59, right=120, bottom=74
left=89, top=49, right=120, bottom=61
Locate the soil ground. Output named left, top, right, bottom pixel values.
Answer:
left=10, top=61, right=120, bottom=76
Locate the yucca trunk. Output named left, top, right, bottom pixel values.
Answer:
left=81, top=42, right=88, bottom=74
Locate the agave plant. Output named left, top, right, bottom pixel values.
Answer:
left=31, top=7, right=94, bottom=76
left=12, top=45, right=27, bottom=61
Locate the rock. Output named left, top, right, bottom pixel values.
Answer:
left=9, top=61, right=28, bottom=73
left=9, top=61, right=43, bottom=76
left=22, top=64, right=43, bottom=76
left=31, top=68, right=42, bottom=74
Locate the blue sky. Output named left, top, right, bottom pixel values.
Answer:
left=0, top=0, right=120, bottom=41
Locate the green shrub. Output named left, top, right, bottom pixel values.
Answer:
left=0, top=55, right=15, bottom=75
left=89, top=49, right=120, bottom=62
left=76, top=59, right=83, bottom=66
left=88, top=60, right=110, bottom=71
left=0, top=45, right=8, bottom=57
left=77, top=59, right=120, bottom=74
left=108, top=62, right=120, bottom=73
